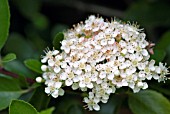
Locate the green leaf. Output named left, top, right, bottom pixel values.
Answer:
left=150, top=49, right=166, bottom=63
left=9, top=100, right=38, bottom=114
left=4, top=60, right=35, bottom=78
left=150, top=84, right=170, bottom=96
left=2, top=53, right=16, bottom=63
left=155, top=31, right=170, bottom=50
left=29, top=86, right=51, bottom=111
left=24, top=59, right=42, bottom=74
left=128, top=90, right=170, bottom=114
left=39, top=107, right=55, bottom=114
left=53, top=32, right=64, bottom=50
left=14, top=75, right=28, bottom=89
left=0, top=0, right=10, bottom=50
left=0, top=77, right=22, bottom=110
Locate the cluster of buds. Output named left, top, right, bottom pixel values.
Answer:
left=37, top=15, right=169, bottom=111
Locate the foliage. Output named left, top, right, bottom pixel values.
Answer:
left=0, top=0, right=170, bottom=114
left=128, top=90, right=170, bottom=114
left=0, top=0, right=10, bottom=50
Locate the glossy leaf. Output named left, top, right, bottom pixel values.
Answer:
left=128, top=90, right=170, bottom=114
left=0, top=0, right=10, bottom=50
left=24, top=59, right=42, bottom=74
left=53, top=32, right=64, bottom=50
left=9, top=100, right=38, bottom=114
left=4, top=60, right=35, bottom=78
left=0, top=77, right=22, bottom=110
left=39, top=107, right=55, bottom=114
left=2, top=53, right=16, bottom=63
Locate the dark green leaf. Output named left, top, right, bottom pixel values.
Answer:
left=128, top=90, right=170, bottom=114
left=155, top=31, right=170, bottom=50
left=2, top=53, right=16, bottom=63
left=29, top=86, right=51, bottom=111
left=24, top=59, right=42, bottom=74
left=53, top=32, right=64, bottom=50
left=4, top=60, right=35, bottom=78
left=14, top=75, right=28, bottom=89
left=150, top=49, right=166, bottom=63
left=0, top=77, right=22, bottom=110
left=0, top=0, right=10, bottom=50
left=150, top=84, right=170, bottom=96
left=39, top=107, right=55, bottom=114
left=9, top=100, right=38, bottom=114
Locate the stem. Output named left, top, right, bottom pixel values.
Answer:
left=0, top=67, right=35, bottom=84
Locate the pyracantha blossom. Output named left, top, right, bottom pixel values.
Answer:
left=37, top=15, right=169, bottom=111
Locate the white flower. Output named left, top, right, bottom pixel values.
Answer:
left=85, top=65, right=92, bottom=72
left=84, top=92, right=100, bottom=111
left=72, top=83, right=79, bottom=90
left=121, top=48, right=127, bottom=55
left=142, top=82, right=148, bottom=89
left=41, top=65, right=47, bottom=71
left=54, top=67, right=61, bottom=73
left=114, top=69, right=120, bottom=76
left=40, top=15, right=169, bottom=111
left=141, top=49, right=149, bottom=56
left=137, top=82, right=143, bottom=87
left=51, top=89, right=59, bottom=98
left=65, top=79, right=73, bottom=86
left=58, top=88, right=65, bottom=96
left=99, top=71, right=106, bottom=79
left=61, top=40, right=71, bottom=53
left=36, top=77, right=43, bottom=83
left=108, top=38, right=115, bottom=44
left=54, top=82, right=62, bottom=89
left=107, top=73, right=114, bottom=80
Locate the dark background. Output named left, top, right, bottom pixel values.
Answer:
left=2, top=0, right=170, bottom=114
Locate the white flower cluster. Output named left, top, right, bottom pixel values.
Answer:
left=38, top=15, right=169, bottom=111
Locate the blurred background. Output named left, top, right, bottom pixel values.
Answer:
left=1, top=0, right=170, bottom=114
